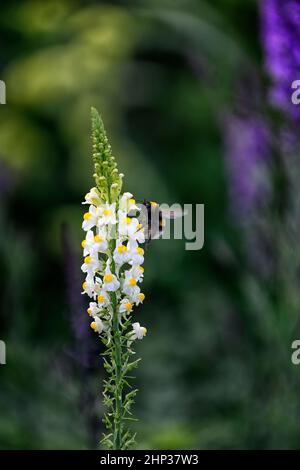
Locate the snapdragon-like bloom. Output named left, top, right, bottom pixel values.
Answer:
left=119, top=298, right=134, bottom=315
left=123, top=268, right=141, bottom=298
left=133, top=291, right=145, bottom=306
left=131, top=322, right=147, bottom=340
left=83, top=187, right=102, bottom=206
left=119, top=192, right=140, bottom=213
left=82, top=229, right=108, bottom=256
left=113, top=239, right=130, bottom=265
left=87, top=301, right=101, bottom=317
left=99, top=203, right=117, bottom=226
left=81, top=107, right=148, bottom=450
left=82, top=205, right=101, bottom=231
left=128, top=239, right=144, bottom=266
left=82, top=274, right=97, bottom=298
left=90, top=316, right=105, bottom=334
left=81, top=253, right=100, bottom=276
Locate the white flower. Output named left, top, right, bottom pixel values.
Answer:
left=98, top=203, right=117, bottom=225
left=119, top=192, right=140, bottom=214
left=82, top=187, right=102, bottom=206
left=82, top=205, right=100, bottom=231
left=96, top=289, right=110, bottom=308
left=90, top=316, right=105, bottom=334
left=123, top=269, right=140, bottom=297
left=132, top=291, right=145, bottom=306
left=82, top=229, right=108, bottom=256
left=82, top=274, right=96, bottom=298
left=132, top=228, right=145, bottom=244
left=130, top=264, right=144, bottom=282
left=103, top=265, right=120, bottom=292
left=127, top=218, right=145, bottom=243
left=131, top=322, right=147, bottom=340
left=113, top=239, right=130, bottom=265
left=87, top=302, right=101, bottom=317
left=118, top=212, right=141, bottom=238
left=81, top=188, right=147, bottom=345
left=119, top=298, right=134, bottom=315
left=81, top=253, right=100, bottom=276
left=128, top=240, right=144, bottom=265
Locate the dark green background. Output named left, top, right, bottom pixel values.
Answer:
left=1, top=0, right=300, bottom=449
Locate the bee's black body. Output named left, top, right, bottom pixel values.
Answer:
left=142, top=200, right=164, bottom=241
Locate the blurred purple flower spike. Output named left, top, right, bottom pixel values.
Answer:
left=224, top=113, right=271, bottom=221
left=260, top=0, right=300, bottom=122
left=61, top=224, right=97, bottom=369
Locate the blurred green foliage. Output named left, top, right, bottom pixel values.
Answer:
left=1, top=0, right=300, bottom=450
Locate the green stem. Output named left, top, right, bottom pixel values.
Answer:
left=110, top=240, right=123, bottom=450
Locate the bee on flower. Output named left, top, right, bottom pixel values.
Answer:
left=80, top=108, right=150, bottom=450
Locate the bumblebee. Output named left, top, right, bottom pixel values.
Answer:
left=141, top=201, right=186, bottom=241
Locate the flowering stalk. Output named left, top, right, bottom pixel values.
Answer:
left=81, top=108, right=147, bottom=450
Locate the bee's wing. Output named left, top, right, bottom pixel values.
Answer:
left=160, top=208, right=187, bottom=219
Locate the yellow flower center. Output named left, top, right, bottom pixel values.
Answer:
left=117, top=245, right=127, bottom=253
left=84, top=256, right=92, bottom=264
left=82, top=281, right=88, bottom=290
left=125, top=302, right=133, bottom=312
left=150, top=201, right=158, bottom=208
left=129, top=278, right=137, bottom=286
left=91, top=197, right=98, bottom=205
left=94, top=234, right=103, bottom=243
left=138, top=293, right=145, bottom=302
left=103, top=209, right=112, bottom=216
left=87, top=308, right=92, bottom=316
left=104, top=273, right=113, bottom=283
left=124, top=217, right=132, bottom=225
left=97, top=294, right=106, bottom=303
left=83, top=212, right=91, bottom=220
left=81, top=240, right=87, bottom=248
left=90, top=321, right=97, bottom=331
left=136, top=247, right=144, bottom=255
left=138, top=266, right=144, bottom=273
left=143, top=327, right=147, bottom=335
left=137, top=223, right=143, bottom=230
left=129, top=198, right=135, bottom=205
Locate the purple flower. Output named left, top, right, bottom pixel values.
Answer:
left=223, top=112, right=275, bottom=277
left=260, top=0, right=300, bottom=121
left=224, top=113, right=271, bottom=221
